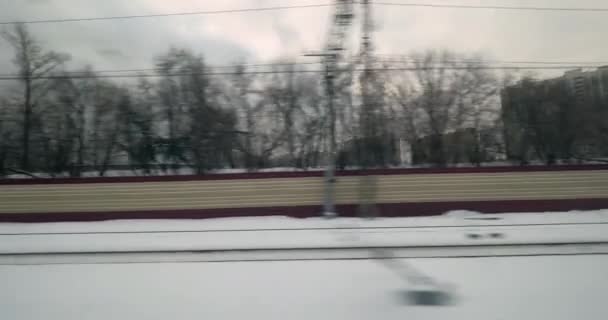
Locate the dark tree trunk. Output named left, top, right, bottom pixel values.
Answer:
left=21, top=79, right=31, bottom=171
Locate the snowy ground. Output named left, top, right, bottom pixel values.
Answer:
left=1, top=256, right=607, bottom=320
left=1, top=210, right=608, bottom=255
left=1, top=210, right=608, bottom=319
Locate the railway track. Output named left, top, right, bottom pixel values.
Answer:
left=2, top=221, right=608, bottom=236
left=3, top=220, right=608, bottom=259
left=3, top=242, right=608, bottom=265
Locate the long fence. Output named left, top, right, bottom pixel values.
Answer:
left=1, top=165, right=607, bottom=222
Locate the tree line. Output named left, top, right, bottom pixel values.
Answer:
left=502, top=76, right=608, bottom=165
left=0, top=24, right=606, bottom=177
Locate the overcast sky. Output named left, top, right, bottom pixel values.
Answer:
left=1, top=0, right=607, bottom=78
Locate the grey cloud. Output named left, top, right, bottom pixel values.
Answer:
left=26, top=0, right=51, bottom=5
left=97, top=48, right=127, bottom=59
left=0, top=0, right=607, bottom=80
left=272, top=13, right=299, bottom=50
left=0, top=0, right=256, bottom=73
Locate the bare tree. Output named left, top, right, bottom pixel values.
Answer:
left=155, top=48, right=191, bottom=170
left=155, top=48, right=239, bottom=173
left=294, top=74, right=326, bottom=168
left=229, top=64, right=303, bottom=169
left=0, top=98, right=18, bottom=175
left=1, top=23, right=69, bottom=171
left=389, top=73, right=421, bottom=166
left=39, top=75, right=79, bottom=176
left=451, top=62, right=500, bottom=166
left=411, top=51, right=459, bottom=166
left=227, top=64, right=267, bottom=170
left=118, top=87, right=161, bottom=175
left=357, top=62, right=396, bottom=167
left=36, top=69, right=101, bottom=176
left=502, top=77, right=579, bottom=164
left=389, top=50, right=501, bottom=167
left=263, top=62, right=309, bottom=167
left=69, top=68, right=98, bottom=176
left=89, top=80, right=124, bottom=176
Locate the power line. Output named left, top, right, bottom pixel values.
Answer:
left=0, top=65, right=601, bottom=80
left=375, top=54, right=608, bottom=66
left=373, top=2, right=608, bottom=12
left=2, top=57, right=603, bottom=79
left=3, top=61, right=323, bottom=77
left=3, top=1, right=605, bottom=26
left=0, top=3, right=335, bottom=25
left=1, top=248, right=607, bottom=266
left=0, top=69, right=322, bottom=80
left=380, top=65, right=605, bottom=71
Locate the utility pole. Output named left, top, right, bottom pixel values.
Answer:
left=305, top=0, right=354, bottom=217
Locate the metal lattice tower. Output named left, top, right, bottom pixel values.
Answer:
left=358, top=0, right=381, bottom=218
left=306, top=0, right=355, bottom=216
left=360, top=0, right=374, bottom=71
left=325, top=0, right=355, bottom=56
left=324, top=0, right=355, bottom=166
left=359, top=0, right=378, bottom=148
left=359, top=0, right=390, bottom=169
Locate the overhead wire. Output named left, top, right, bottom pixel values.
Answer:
left=2, top=56, right=605, bottom=79
left=2, top=221, right=606, bottom=237
left=0, top=65, right=601, bottom=80
left=2, top=250, right=607, bottom=266
left=0, top=3, right=335, bottom=25
left=375, top=54, right=608, bottom=66
left=372, top=2, right=608, bottom=12
left=2, top=1, right=608, bottom=26
left=0, top=1, right=605, bottom=79
left=3, top=61, right=324, bottom=77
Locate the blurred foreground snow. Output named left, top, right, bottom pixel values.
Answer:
left=1, top=255, right=607, bottom=320
left=1, top=209, right=608, bottom=319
